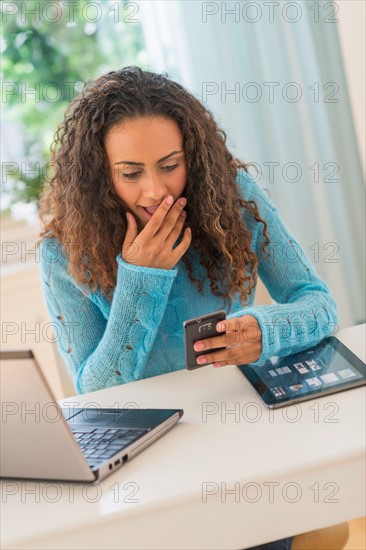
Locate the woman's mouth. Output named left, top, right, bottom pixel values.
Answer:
left=139, top=205, right=159, bottom=219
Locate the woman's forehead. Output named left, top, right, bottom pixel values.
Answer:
left=105, top=117, right=184, bottom=160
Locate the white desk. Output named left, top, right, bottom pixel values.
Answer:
left=2, top=324, right=365, bottom=550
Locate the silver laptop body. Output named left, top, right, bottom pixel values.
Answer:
left=0, top=350, right=183, bottom=483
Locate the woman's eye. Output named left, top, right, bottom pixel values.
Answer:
left=120, top=164, right=179, bottom=180
left=122, top=172, right=141, bottom=179
left=162, top=163, right=179, bottom=171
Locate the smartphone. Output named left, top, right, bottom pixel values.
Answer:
left=183, top=309, right=227, bottom=370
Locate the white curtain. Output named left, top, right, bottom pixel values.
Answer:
left=138, top=0, right=365, bottom=328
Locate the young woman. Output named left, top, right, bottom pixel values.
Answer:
left=37, top=66, right=339, bottom=550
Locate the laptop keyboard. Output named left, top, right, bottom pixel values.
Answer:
left=70, top=426, right=148, bottom=469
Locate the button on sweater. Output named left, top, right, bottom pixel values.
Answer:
left=39, top=169, right=339, bottom=394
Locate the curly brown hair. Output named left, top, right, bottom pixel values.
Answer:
left=37, top=66, right=270, bottom=313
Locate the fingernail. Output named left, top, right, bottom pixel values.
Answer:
left=166, top=195, right=173, bottom=205
left=217, top=323, right=225, bottom=332
left=180, top=210, right=186, bottom=217
left=197, top=357, right=207, bottom=364
left=179, top=197, right=187, bottom=206
left=194, top=341, right=205, bottom=351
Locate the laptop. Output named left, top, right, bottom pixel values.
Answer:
left=0, top=350, right=183, bottom=483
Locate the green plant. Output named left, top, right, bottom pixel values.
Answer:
left=1, top=0, right=147, bottom=207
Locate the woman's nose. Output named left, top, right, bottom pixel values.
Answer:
left=143, top=173, right=167, bottom=199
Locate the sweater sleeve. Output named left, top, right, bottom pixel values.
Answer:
left=229, top=171, right=340, bottom=366
left=39, top=239, right=178, bottom=394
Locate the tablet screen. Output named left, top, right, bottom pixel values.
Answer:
left=238, top=336, right=366, bottom=407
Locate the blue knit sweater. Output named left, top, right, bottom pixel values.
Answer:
left=39, top=169, right=339, bottom=394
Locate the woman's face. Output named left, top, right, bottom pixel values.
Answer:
left=105, top=116, right=187, bottom=232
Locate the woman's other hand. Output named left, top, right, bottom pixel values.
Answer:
left=193, top=314, right=263, bottom=368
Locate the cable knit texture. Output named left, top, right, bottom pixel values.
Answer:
left=39, top=169, right=339, bottom=394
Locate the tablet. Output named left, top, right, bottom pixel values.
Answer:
left=238, top=336, right=366, bottom=408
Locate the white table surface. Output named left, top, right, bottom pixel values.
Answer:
left=1, top=324, right=365, bottom=550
